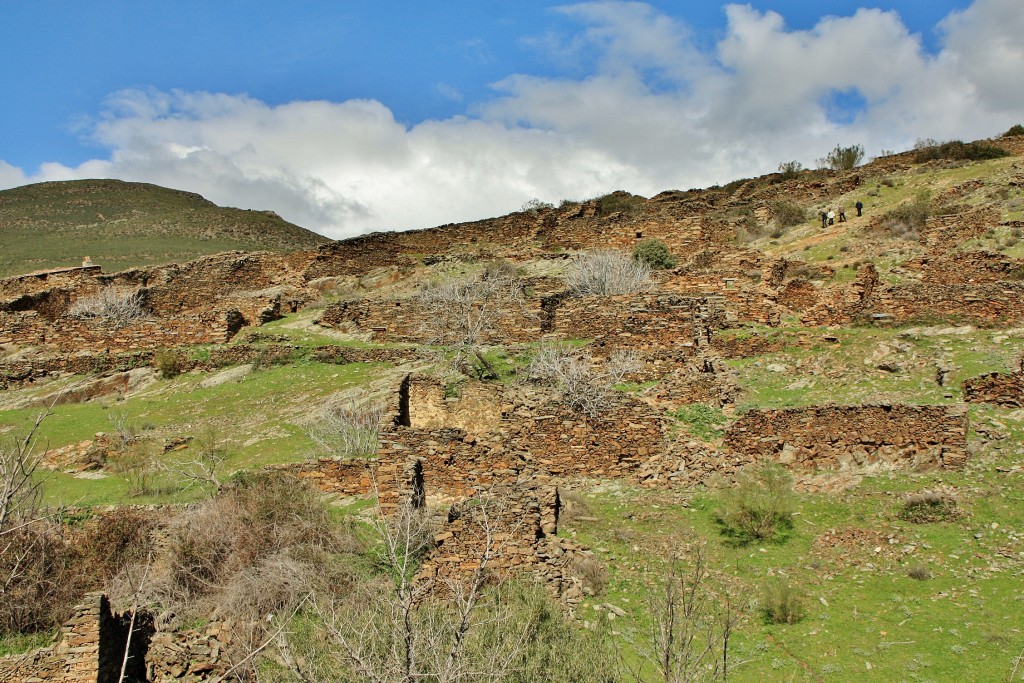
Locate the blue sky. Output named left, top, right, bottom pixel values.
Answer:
left=2, top=1, right=1021, bottom=237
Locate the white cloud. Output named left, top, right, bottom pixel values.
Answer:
left=1, top=1, right=1021, bottom=238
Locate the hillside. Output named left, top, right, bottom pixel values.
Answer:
left=3, top=133, right=1024, bottom=681
left=0, top=179, right=330, bottom=276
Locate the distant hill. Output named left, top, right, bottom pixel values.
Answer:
left=0, top=179, right=330, bottom=276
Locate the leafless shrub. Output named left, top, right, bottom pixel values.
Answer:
left=565, top=250, right=652, bottom=297
left=304, top=392, right=385, bottom=459
left=627, top=543, right=735, bottom=683
left=216, top=550, right=325, bottom=625
left=527, top=344, right=640, bottom=417
left=417, top=263, right=528, bottom=379
left=115, top=472, right=352, bottom=635
left=0, top=409, right=97, bottom=635
left=108, top=410, right=138, bottom=448
left=67, top=287, right=146, bottom=328
left=285, top=493, right=559, bottom=683
left=900, top=490, right=961, bottom=523
left=1, top=411, right=60, bottom=633
left=108, top=442, right=169, bottom=498
left=167, top=426, right=231, bottom=490
left=570, top=555, right=608, bottom=596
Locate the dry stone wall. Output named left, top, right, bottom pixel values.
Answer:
left=903, top=251, right=1024, bottom=284
left=0, top=592, right=150, bottom=683
left=916, top=207, right=1001, bottom=251
left=551, top=293, right=722, bottom=350
left=803, top=262, right=1024, bottom=326
left=724, top=404, right=968, bottom=471
left=963, top=370, right=1024, bottom=407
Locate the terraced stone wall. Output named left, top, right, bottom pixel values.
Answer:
left=963, top=370, right=1024, bottom=407
left=724, top=404, right=969, bottom=470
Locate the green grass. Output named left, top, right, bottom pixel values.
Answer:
left=721, top=324, right=1024, bottom=411
left=558, top=414, right=1024, bottom=681
left=1, top=360, right=386, bottom=507
left=0, top=630, right=56, bottom=656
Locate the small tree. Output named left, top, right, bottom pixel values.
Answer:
left=565, top=250, right=652, bottom=297
left=633, top=239, right=678, bottom=270
left=818, top=144, right=864, bottom=171
left=417, top=262, right=528, bottom=379
left=1003, top=123, right=1024, bottom=137
left=627, top=543, right=735, bottom=683
left=528, top=344, right=640, bottom=417
left=776, top=160, right=803, bottom=181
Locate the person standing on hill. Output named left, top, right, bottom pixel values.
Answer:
left=827, top=208, right=835, bottom=226
left=838, top=205, right=846, bottom=222
left=855, top=200, right=864, bottom=217
left=820, top=211, right=828, bottom=229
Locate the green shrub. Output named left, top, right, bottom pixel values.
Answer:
left=154, top=349, right=184, bottom=378
left=768, top=200, right=807, bottom=228
left=776, top=160, right=803, bottom=181
left=762, top=579, right=806, bottom=625
left=716, top=464, right=795, bottom=544
left=818, top=144, right=864, bottom=170
left=632, top=238, right=678, bottom=269
left=1002, top=124, right=1024, bottom=137
left=913, top=140, right=1009, bottom=163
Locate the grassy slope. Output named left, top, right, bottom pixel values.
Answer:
left=3, top=152, right=1024, bottom=676
left=760, top=155, right=1024, bottom=272
left=0, top=179, right=330, bottom=276
left=564, top=419, right=1024, bottom=681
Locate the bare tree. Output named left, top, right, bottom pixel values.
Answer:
left=417, top=262, right=528, bottom=379
left=68, top=287, right=147, bottom=328
left=0, top=409, right=62, bottom=634
left=627, top=544, right=737, bottom=683
left=0, top=411, right=48, bottom=543
left=565, top=250, right=652, bottom=297
left=528, top=344, right=640, bottom=417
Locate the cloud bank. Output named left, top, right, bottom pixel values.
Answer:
left=3, top=0, right=1022, bottom=238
